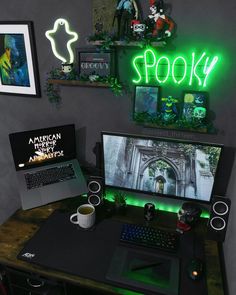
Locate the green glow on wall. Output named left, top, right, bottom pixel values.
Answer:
left=190, top=52, right=206, bottom=86
left=172, top=56, right=187, bottom=84
left=132, top=48, right=220, bottom=88
left=144, top=49, right=156, bottom=83
left=156, top=56, right=170, bottom=83
left=132, top=55, right=143, bottom=83
left=203, top=55, right=219, bottom=87
left=104, top=190, right=210, bottom=219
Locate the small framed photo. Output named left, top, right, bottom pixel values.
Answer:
left=182, top=91, right=209, bottom=122
left=77, top=48, right=115, bottom=77
left=160, top=95, right=179, bottom=123
left=134, top=85, right=160, bottom=117
left=0, top=21, right=41, bottom=97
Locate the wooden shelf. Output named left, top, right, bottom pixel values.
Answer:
left=48, top=79, right=109, bottom=88
left=88, top=40, right=166, bottom=48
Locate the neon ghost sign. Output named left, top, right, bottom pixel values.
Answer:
left=132, top=48, right=219, bottom=88
left=45, top=18, right=78, bottom=64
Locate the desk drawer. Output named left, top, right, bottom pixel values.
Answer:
left=5, top=267, right=64, bottom=295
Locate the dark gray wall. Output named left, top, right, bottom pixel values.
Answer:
left=0, top=0, right=235, bottom=294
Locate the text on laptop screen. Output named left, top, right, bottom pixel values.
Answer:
left=102, top=132, right=223, bottom=203
left=9, top=125, right=76, bottom=170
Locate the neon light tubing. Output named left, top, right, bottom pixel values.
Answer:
left=45, top=18, right=78, bottom=64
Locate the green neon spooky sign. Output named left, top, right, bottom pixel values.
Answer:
left=132, top=49, right=219, bottom=88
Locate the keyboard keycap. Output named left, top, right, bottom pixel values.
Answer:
left=25, top=164, right=76, bottom=190
left=120, top=223, right=179, bottom=253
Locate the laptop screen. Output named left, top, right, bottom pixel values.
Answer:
left=9, top=124, right=76, bottom=171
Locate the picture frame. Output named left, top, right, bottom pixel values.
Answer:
left=77, top=47, right=116, bottom=78
left=182, top=91, right=209, bottom=123
left=0, top=21, right=41, bottom=97
left=159, top=95, right=180, bottom=123
left=134, top=85, right=160, bottom=118
left=92, top=0, right=118, bottom=35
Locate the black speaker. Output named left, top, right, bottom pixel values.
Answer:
left=87, top=176, right=104, bottom=207
left=207, top=196, right=231, bottom=242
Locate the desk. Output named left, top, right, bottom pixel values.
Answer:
left=0, top=199, right=226, bottom=295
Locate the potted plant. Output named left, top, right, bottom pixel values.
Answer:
left=113, top=191, right=127, bottom=214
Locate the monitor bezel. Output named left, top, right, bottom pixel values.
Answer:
left=101, top=131, right=224, bottom=204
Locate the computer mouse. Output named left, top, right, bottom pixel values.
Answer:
left=187, top=258, right=204, bottom=280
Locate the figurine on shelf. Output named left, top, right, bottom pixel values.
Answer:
left=146, top=0, right=175, bottom=40
left=176, top=202, right=202, bottom=233
left=115, top=0, right=139, bottom=40
left=131, top=20, right=146, bottom=40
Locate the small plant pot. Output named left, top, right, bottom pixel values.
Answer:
left=114, top=203, right=127, bottom=215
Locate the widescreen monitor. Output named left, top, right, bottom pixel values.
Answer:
left=102, top=132, right=223, bottom=203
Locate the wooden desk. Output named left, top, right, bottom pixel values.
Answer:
left=0, top=199, right=226, bottom=295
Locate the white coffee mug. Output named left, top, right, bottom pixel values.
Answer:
left=70, top=204, right=95, bottom=229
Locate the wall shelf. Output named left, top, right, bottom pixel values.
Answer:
left=88, top=40, right=166, bottom=48
left=48, top=79, right=109, bottom=88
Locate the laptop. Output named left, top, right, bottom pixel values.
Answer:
left=9, top=124, right=88, bottom=210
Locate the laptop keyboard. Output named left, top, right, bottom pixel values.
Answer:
left=25, top=164, right=76, bottom=190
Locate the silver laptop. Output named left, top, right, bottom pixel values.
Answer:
left=9, top=124, right=88, bottom=210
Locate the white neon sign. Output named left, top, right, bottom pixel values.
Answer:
left=45, top=18, right=78, bottom=64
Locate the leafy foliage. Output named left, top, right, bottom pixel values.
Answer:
left=45, top=67, right=124, bottom=104
left=133, top=111, right=216, bottom=133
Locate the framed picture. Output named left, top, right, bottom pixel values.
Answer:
left=92, top=0, right=117, bottom=35
left=182, top=91, right=209, bottom=123
left=160, top=95, right=180, bottom=123
left=134, top=85, right=160, bottom=117
left=0, top=21, right=40, bottom=97
left=77, top=47, right=116, bottom=78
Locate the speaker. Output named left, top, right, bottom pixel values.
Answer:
left=87, top=176, right=104, bottom=207
left=207, top=196, right=231, bottom=242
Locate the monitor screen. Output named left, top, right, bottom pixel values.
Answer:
left=9, top=124, right=76, bottom=171
left=102, top=132, right=223, bottom=203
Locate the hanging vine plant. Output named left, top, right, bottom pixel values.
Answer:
left=45, top=68, right=61, bottom=105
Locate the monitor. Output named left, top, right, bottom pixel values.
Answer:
left=102, top=132, right=223, bottom=203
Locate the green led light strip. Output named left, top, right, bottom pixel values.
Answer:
left=82, top=191, right=209, bottom=218
left=104, top=190, right=209, bottom=218
left=132, top=48, right=219, bottom=88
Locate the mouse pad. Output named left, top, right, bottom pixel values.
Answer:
left=17, top=210, right=207, bottom=295
left=106, top=247, right=179, bottom=295
left=18, top=210, right=123, bottom=282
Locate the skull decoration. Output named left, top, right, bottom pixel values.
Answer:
left=177, top=202, right=202, bottom=232
left=61, top=63, right=73, bottom=73
left=193, top=107, right=206, bottom=119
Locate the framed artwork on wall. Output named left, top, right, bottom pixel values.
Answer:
left=0, top=21, right=41, bottom=97
left=77, top=48, right=116, bottom=78
left=160, top=95, right=179, bottom=124
left=134, top=85, right=160, bottom=118
left=182, top=91, right=208, bottom=123
left=92, top=0, right=117, bottom=35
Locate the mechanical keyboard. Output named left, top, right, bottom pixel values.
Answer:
left=120, top=223, right=179, bottom=253
left=25, top=164, right=76, bottom=190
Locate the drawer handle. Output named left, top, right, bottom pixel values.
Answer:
left=26, top=278, right=45, bottom=288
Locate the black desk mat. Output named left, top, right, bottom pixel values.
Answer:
left=17, top=210, right=207, bottom=295
left=18, top=210, right=121, bottom=283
